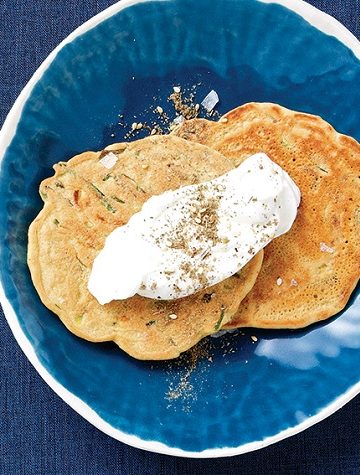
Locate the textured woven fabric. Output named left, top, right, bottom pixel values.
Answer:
left=0, top=1, right=359, bottom=474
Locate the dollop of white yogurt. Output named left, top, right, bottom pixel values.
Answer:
left=88, top=153, right=300, bottom=304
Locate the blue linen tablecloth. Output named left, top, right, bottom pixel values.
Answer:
left=0, top=1, right=359, bottom=474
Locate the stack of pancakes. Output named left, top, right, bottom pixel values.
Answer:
left=28, top=103, right=360, bottom=360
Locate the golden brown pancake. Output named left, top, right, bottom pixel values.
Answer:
left=173, top=103, right=360, bottom=329
left=28, top=135, right=263, bottom=360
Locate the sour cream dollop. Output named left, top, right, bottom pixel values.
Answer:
left=88, top=153, right=300, bottom=304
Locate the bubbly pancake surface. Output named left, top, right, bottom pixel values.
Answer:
left=28, top=135, right=263, bottom=360
left=174, top=103, right=360, bottom=329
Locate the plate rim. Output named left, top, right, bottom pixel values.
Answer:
left=0, top=0, right=359, bottom=458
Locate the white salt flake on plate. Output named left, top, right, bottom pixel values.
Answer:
left=320, top=242, right=335, bottom=253
left=210, top=330, right=228, bottom=338
left=173, top=115, right=185, bottom=125
left=290, top=278, right=298, bottom=287
left=276, top=277, right=283, bottom=286
left=99, top=152, right=118, bottom=169
left=201, top=90, right=219, bottom=112
left=210, top=329, right=237, bottom=338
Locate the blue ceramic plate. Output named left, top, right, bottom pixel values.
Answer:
left=0, top=0, right=359, bottom=457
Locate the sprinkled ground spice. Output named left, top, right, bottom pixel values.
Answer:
left=151, top=182, right=222, bottom=297
left=116, top=83, right=221, bottom=140
left=164, top=329, right=249, bottom=412
left=165, top=339, right=211, bottom=411
left=169, top=88, right=200, bottom=120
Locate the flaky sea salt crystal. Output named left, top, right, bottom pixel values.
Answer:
left=173, top=115, right=185, bottom=125
left=201, top=90, right=219, bottom=112
left=320, top=242, right=335, bottom=253
left=99, top=152, right=118, bottom=169
left=210, top=330, right=228, bottom=338
left=210, top=329, right=237, bottom=338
